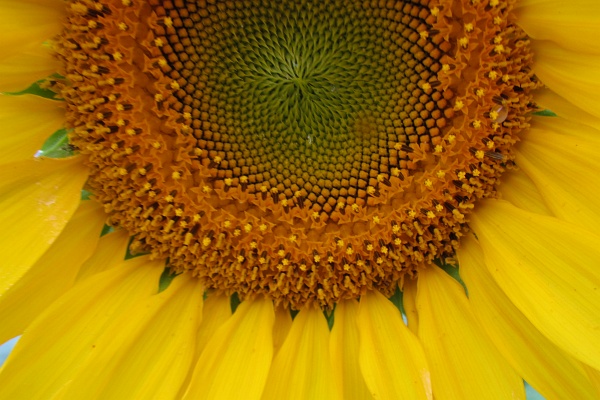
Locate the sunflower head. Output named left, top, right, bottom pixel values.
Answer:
left=56, top=0, right=537, bottom=309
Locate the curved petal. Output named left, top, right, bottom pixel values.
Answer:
left=459, top=234, right=597, bottom=400
left=402, top=279, right=419, bottom=335
left=533, top=89, right=600, bottom=131
left=497, top=168, right=552, bottom=216
left=74, top=229, right=130, bottom=281
left=0, top=257, right=165, bottom=399
left=176, top=293, right=232, bottom=399
left=0, top=0, right=64, bottom=61
left=182, top=298, right=274, bottom=400
left=516, top=126, right=600, bottom=232
left=273, top=305, right=292, bottom=356
left=330, top=300, right=373, bottom=400
left=416, top=266, right=525, bottom=400
left=515, top=0, right=600, bottom=54
left=358, top=291, right=432, bottom=400
left=0, top=94, right=64, bottom=164
left=58, top=276, right=203, bottom=400
left=531, top=40, right=600, bottom=119
left=469, top=199, right=600, bottom=371
left=0, top=50, right=61, bottom=93
left=531, top=113, right=600, bottom=142
left=0, top=157, right=88, bottom=295
left=0, top=200, right=105, bottom=344
left=262, top=307, right=342, bottom=400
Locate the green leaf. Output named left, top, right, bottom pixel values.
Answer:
left=158, top=267, right=179, bottom=293
left=37, top=128, right=73, bottom=158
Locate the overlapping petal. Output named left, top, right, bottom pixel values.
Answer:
left=0, top=257, right=165, bottom=399
left=470, top=199, right=600, bottom=370
left=0, top=157, right=88, bottom=295
left=182, top=298, right=274, bottom=400
left=459, top=234, right=598, bottom=400
left=0, top=200, right=105, bottom=344
left=357, top=291, right=432, bottom=399
left=515, top=0, right=600, bottom=54
left=262, top=307, right=342, bottom=400
left=0, top=94, right=63, bottom=164
left=416, top=266, right=525, bottom=399
left=57, top=276, right=203, bottom=400
left=516, top=124, right=600, bottom=232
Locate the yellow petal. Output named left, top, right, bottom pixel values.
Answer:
left=534, top=88, right=600, bottom=131
left=330, top=300, right=373, bottom=400
left=182, top=298, right=274, bottom=400
left=273, top=305, right=292, bottom=356
left=74, top=229, right=130, bottom=281
left=516, top=126, right=600, bottom=232
left=58, top=276, right=203, bottom=400
left=583, top=364, right=600, bottom=398
left=531, top=41, right=600, bottom=119
left=417, top=266, right=525, bottom=400
left=0, top=257, right=164, bottom=399
left=532, top=112, right=600, bottom=142
left=0, top=50, right=61, bottom=93
left=459, top=234, right=597, bottom=400
left=515, top=0, right=600, bottom=54
left=262, top=307, right=342, bottom=400
left=402, top=279, right=419, bottom=335
left=0, top=158, right=88, bottom=295
left=469, top=199, right=600, bottom=371
left=176, top=293, right=232, bottom=399
left=0, top=200, right=105, bottom=344
left=357, top=290, right=432, bottom=400
left=0, top=94, right=64, bottom=164
left=497, top=168, right=552, bottom=216
left=0, top=0, right=64, bottom=61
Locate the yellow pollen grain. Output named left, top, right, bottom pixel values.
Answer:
left=459, top=37, right=469, bottom=47
left=259, top=224, right=268, bottom=232
left=427, top=211, right=436, bottom=219
left=346, top=247, right=354, bottom=256
left=454, top=100, right=464, bottom=110
left=152, top=141, right=161, bottom=149
left=223, top=220, right=231, bottom=228
left=489, top=110, right=499, bottom=120
left=202, top=237, right=211, bottom=247
left=476, top=89, right=485, bottom=97
left=372, top=215, right=380, bottom=224
left=244, top=223, right=252, bottom=233
left=277, top=249, right=285, bottom=257
left=436, top=170, right=446, bottom=179
left=202, top=186, right=211, bottom=194
left=430, top=7, right=439, bottom=16
left=473, top=120, right=482, bottom=129
left=464, top=23, right=474, bottom=32
left=118, top=22, right=128, bottom=31
left=457, top=171, right=466, bottom=180
left=172, top=171, right=181, bottom=180
left=475, top=150, right=485, bottom=159
left=424, top=179, right=433, bottom=188
left=165, top=195, right=174, bottom=202
left=154, top=38, right=164, bottom=47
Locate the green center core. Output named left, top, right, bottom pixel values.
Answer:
left=165, top=0, right=442, bottom=212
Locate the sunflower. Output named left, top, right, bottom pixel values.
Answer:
left=1, top=0, right=599, bottom=398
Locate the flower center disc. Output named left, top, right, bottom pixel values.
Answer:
left=60, top=0, right=536, bottom=308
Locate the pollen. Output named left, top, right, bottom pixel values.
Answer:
left=59, top=0, right=537, bottom=309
